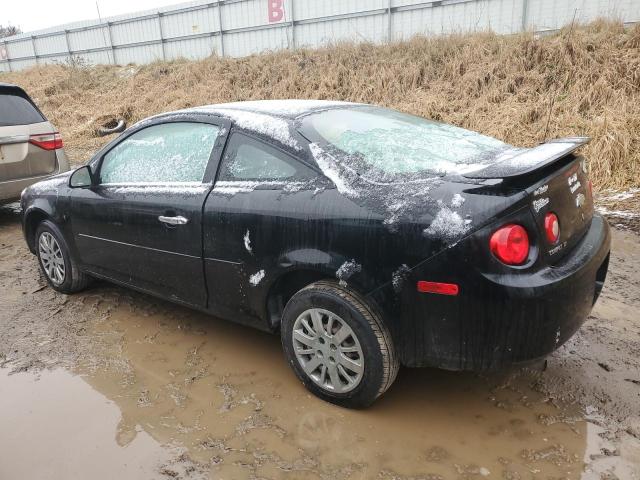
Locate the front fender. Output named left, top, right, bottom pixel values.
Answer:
left=22, top=201, right=57, bottom=253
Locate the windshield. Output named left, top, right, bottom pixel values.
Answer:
left=299, top=106, right=509, bottom=180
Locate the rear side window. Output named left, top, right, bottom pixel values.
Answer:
left=100, top=122, right=220, bottom=184
left=0, top=92, right=45, bottom=126
left=218, top=133, right=314, bottom=181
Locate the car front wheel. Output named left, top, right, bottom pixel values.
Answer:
left=281, top=281, right=399, bottom=408
left=35, top=220, right=91, bottom=294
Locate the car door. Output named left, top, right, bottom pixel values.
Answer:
left=69, top=117, right=229, bottom=307
left=203, top=132, right=321, bottom=326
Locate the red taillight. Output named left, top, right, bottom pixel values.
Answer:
left=544, top=212, right=560, bottom=244
left=417, top=281, right=459, bottom=295
left=29, top=132, right=63, bottom=151
left=489, top=224, right=530, bottom=265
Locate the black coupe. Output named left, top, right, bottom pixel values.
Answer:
left=21, top=100, right=610, bottom=407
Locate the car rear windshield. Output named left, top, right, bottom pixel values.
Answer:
left=0, top=91, right=45, bottom=126
left=299, top=106, right=509, bottom=180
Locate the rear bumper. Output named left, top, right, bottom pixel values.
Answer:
left=375, top=214, right=611, bottom=370
left=0, top=148, right=69, bottom=204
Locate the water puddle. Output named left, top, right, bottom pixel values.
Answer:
left=3, top=214, right=639, bottom=478
left=70, top=302, right=595, bottom=479
left=0, top=368, right=183, bottom=480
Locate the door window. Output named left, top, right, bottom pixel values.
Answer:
left=100, top=122, right=220, bottom=184
left=218, top=133, right=313, bottom=181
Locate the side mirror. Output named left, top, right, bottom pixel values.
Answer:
left=69, top=165, right=94, bottom=188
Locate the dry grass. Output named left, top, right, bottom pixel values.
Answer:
left=2, top=20, right=638, bottom=189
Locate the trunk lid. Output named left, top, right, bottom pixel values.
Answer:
left=463, top=137, right=593, bottom=263
left=526, top=156, right=594, bottom=263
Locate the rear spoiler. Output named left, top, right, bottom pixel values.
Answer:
left=463, top=137, right=590, bottom=179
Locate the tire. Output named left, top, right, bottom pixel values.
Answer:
left=35, top=220, right=91, bottom=294
left=281, top=280, right=399, bottom=408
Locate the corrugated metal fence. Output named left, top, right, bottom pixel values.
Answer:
left=1, top=0, right=638, bottom=72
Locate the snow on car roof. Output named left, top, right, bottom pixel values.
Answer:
left=192, top=99, right=360, bottom=118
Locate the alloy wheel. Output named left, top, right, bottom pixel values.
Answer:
left=38, top=232, right=65, bottom=285
left=292, top=308, right=364, bottom=393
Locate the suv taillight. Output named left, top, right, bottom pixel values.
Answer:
left=489, top=224, right=530, bottom=265
left=29, top=132, right=63, bottom=151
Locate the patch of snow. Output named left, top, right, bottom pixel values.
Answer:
left=450, top=193, right=465, bottom=208
left=595, top=206, right=640, bottom=218
left=204, top=100, right=357, bottom=116
left=336, top=259, right=362, bottom=287
left=213, top=180, right=308, bottom=195
left=249, top=270, right=265, bottom=286
left=105, top=183, right=211, bottom=196
left=424, top=207, right=471, bottom=240
left=213, top=180, right=261, bottom=195
left=193, top=108, right=301, bottom=151
left=308, top=143, right=359, bottom=197
left=243, top=229, right=252, bottom=254
left=391, top=264, right=410, bottom=292
left=598, top=188, right=639, bottom=202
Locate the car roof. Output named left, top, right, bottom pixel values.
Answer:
left=185, top=99, right=362, bottom=120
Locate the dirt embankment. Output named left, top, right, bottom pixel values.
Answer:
left=1, top=21, right=639, bottom=190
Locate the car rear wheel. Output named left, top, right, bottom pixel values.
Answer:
left=35, top=220, right=91, bottom=294
left=281, top=281, right=399, bottom=408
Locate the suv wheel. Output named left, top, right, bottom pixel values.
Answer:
left=36, top=220, right=91, bottom=294
left=281, top=281, right=399, bottom=408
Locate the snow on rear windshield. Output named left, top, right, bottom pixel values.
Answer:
left=300, top=107, right=508, bottom=179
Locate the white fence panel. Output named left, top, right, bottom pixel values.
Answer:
left=68, top=27, right=111, bottom=52
left=162, top=7, right=219, bottom=38
left=34, top=35, right=68, bottom=56
left=296, top=14, right=388, bottom=47
left=165, top=36, right=220, bottom=60
left=223, top=25, right=290, bottom=57
left=295, top=0, right=386, bottom=21
left=6, top=39, right=35, bottom=60
left=0, top=0, right=637, bottom=71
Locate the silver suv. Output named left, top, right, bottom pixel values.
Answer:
left=0, top=83, right=69, bottom=204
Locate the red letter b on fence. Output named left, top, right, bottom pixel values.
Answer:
left=268, top=0, right=284, bottom=23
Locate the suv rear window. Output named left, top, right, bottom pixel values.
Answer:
left=0, top=92, right=45, bottom=126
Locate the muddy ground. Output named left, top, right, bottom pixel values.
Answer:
left=0, top=202, right=638, bottom=480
